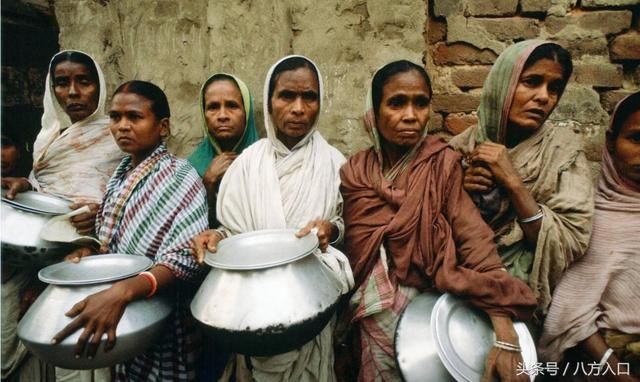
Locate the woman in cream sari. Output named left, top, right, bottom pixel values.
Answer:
left=448, top=40, right=593, bottom=320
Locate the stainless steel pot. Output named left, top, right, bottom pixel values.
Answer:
left=17, top=254, right=173, bottom=369
left=1, top=193, right=74, bottom=266
left=190, top=229, right=343, bottom=356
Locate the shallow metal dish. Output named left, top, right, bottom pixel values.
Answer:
left=207, top=229, right=318, bottom=270
left=395, top=292, right=454, bottom=382
left=18, top=254, right=172, bottom=369
left=39, top=254, right=152, bottom=285
left=2, top=191, right=72, bottom=215
left=431, top=293, right=537, bottom=382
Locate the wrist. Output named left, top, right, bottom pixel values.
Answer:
left=111, top=279, right=137, bottom=304
left=502, top=175, right=524, bottom=193
left=490, top=315, right=518, bottom=343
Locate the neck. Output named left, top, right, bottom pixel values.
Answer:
left=276, top=130, right=304, bottom=150
left=505, top=123, right=536, bottom=148
left=381, top=141, right=411, bottom=171
left=130, top=145, right=160, bottom=168
left=218, top=137, right=241, bottom=152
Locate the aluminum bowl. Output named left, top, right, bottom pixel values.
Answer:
left=191, top=229, right=343, bottom=356
left=1, top=192, right=74, bottom=266
left=17, top=254, right=173, bottom=369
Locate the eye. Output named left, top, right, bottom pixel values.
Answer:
left=279, top=90, right=296, bottom=101
left=54, top=78, right=69, bottom=87
left=521, top=75, right=542, bottom=87
left=207, top=102, right=220, bottom=111
left=628, top=133, right=640, bottom=143
left=226, top=101, right=241, bottom=109
left=108, top=112, right=120, bottom=122
left=415, top=96, right=431, bottom=108
left=387, top=95, right=407, bottom=108
left=548, top=80, right=563, bottom=95
left=302, top=91, right=318, bottom=102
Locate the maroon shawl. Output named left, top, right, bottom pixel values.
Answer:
left=341, top=135, right=536, bottom=318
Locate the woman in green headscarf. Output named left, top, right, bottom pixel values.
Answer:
left=449, top=40, right=594, bottom=321
left=188, top=73, right=259, bottom=227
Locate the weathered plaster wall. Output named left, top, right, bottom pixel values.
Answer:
left=54, top=0, right=426, bottom=157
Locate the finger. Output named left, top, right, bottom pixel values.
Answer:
left=65, top=299, right=87, bottom=318
left=52, top=317, right=85, bottom=345
left=206, top=232, right=220, bottom=253
left=319, top=239, right=328, bottom=253
left=296, top=222, right=315, bottom=238
left=469, top=166, right=494, bottom=179
left=69, top=202, right=84, bottom=210
left=105, top=328, right=117, bottom=352
left=466, top=175, right=494, bottom=187
left=73, top=327, right=94, bottom=358
left=86, top=327, right=104, bottom=359
left=480, top=349, right=498, bottom=382
left=191, top=238, right=205, bottom=264
left=464, top=183, right=491, bottom=193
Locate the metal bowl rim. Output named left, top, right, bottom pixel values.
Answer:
left=38, top=254, right=153, bottom=285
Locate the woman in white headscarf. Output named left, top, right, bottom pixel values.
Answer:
left=1, top=50, right=122, bottom=382
left=192, top=55, right=353, bottom=382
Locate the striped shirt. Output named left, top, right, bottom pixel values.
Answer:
left=96, top=144, right=208, bottom=381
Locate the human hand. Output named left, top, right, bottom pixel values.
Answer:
left=64, top=247, right=93, bottom=263
left=51, top=283, right=131, bottom=358
left=68, top=203, right=99, bottom=235
left=203, top=152, right=238, bottom=190
left=191, top=230, right=223, bottom=264
left=470, top=142, right=522, bottom=191
left=463, top=164, right=495, bottom=193
left=481, top=347, right=529, bottom=382
left=1, top=177, right=31, bottom=199
left=296, top=220, right=336, bottom=253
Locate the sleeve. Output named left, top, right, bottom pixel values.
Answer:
left=155, top=171, right=209, bottom=282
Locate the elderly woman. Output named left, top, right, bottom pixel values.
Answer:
left=448, top=40, right=593, bottom=318
left=340, top=60, right=536, bottom=382
left=539, top=92, right=640, bottom=381
left=188, top=73, right=258, bottom=228
left=54, top=80, right=208, bottom=382
left=1, top=50, right=122, bottom=382
left=192, top=55, right=353, bottom=382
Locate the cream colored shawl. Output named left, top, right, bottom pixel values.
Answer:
left=448, top=40, right=593, bottom=314
left=29, top=50, right=123, bottom=203
left=216, top=55, right=353, bottom=382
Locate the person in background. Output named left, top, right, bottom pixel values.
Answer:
left=448, top=40, right=593, bottom=322
left=188, top=73, right=258, bottom=228
left=1, top=134, right=22, bottom=177
left=539, top=92, right=640, bottom=382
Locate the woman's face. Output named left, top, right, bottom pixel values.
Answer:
left=508, top=58, right=565, bottom=132
left=53, top=60, right=99, bottom=123
left=609, top=109, right=640, bottom=184
left=376, top=70, right=431, bottom=148
left=203, top=79, right=246, bottom=143
left=109, top=92, right=168, bottom=164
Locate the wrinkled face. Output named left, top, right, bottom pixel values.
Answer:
left=376, top=70, right=431, bottom=148
left=508, top=58, right=565, bottom=132
left=203, top=79, right=246, bottom=144
left=269, top=67, right=320, bottom=149
left=109, top=92, right=169, bottom=163
left=610, top=110, right=640, bottom=184
left=53, top=61, right=99, bottom=123
left=1, top=144, right=19, bottom=175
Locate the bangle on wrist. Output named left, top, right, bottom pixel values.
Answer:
left=139, top=271, right=158, bottom=298
left=598, top=348, right=614, bottom=369
left=494, top=340, right=522, bottom=353
left=518, top=205, right=544, bottom=224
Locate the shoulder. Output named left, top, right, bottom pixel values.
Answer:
left=161, top=154, right=204, bottom=187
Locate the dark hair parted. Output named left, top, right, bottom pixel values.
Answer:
left=113, top=80, right=170, bottom=120
left=523, top=43, right=573, bottom=95
left=50, top=51, right=99, bottom=82
left=267, top=57, right=319, bottom=113
left=201, top=74, right=239, bottom=110
left=610, top=92, right=640, bottom=139
left=371, top=60, right=432, bottom=117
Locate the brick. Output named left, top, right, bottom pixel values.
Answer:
left=433, top=0, right=464, bottom=17
left=427, top=17, right=447, bottom=44
left=473, top=17, right=541, bottom=41
left=451, top=66, right=491, bottom=89
left=432, top=93, right=481, bottom=113
left=432, top=42, right=498, bottom=66
left=610, top=32, right=640, bottom=61
left=545, top=11, right=632, bottom=36
left=427, top=112, right=444, bottom=132
left=582, top=0, right=639, bottom=7
left=445, top=113, right=478, bottom=135
left=600, top=90, right=637, bottom=113
left=447, top=16, right=505, bottom=53
left=520, top=0, right=552, bottom=14
left=550, top=36, right=609, bottom=58
left=467, top=0, right=518, bottom=16
left=573, top=63, right=623, bottom=88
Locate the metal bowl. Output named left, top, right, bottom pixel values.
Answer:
left=395, top=292, right=453, bottom=382
left=17, top=254, right=173, bottom=369
left=191, top=229, right=343, bottom=356
left=431, top=293, right=537, bottom=382
left=1, top=192, right=74, bottom=266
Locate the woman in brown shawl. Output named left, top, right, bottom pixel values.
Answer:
left=340, top=60, right=536, bottom=382
left=538, top=92, right=640, bottom=382
left=448, top=40, right=593, bottom=319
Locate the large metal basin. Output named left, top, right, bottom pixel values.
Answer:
left=17, top=254, right=173, bottom=369
left=190, top=229, right=343, bottom=356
